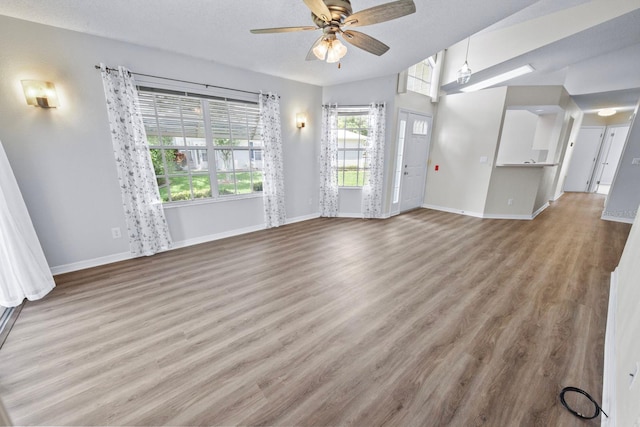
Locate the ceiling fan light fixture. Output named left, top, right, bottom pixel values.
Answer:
left=326, top=39, right=348, bottom=63
left=313, top=39, right=330, bottom=60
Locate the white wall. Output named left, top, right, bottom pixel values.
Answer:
left=425, top=87, right=507, bottom=215
left=496, top=110, right=539, bottom=164
left=0, top=15, right=322, bottom=272
left=613, top=204, right=640, bottom=425
left=604, top=103, right=640, bottom=222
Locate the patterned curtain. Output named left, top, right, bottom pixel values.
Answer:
left=100, top=64, right=172, bottom=256
left=259, top=93, right=286, bottom=228
left=362, top=103, right=386, bottom=219
left=319, top=104, right=339, bottom=217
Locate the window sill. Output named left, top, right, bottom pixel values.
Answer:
left=162, top=193, right=263, bottom=209
left=339, top=187, right=363, bottom=190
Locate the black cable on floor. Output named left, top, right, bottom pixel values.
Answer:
left=559, top=386, right=608, bottom=420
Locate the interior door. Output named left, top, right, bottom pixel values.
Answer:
left=564, top=127, right=604, bottom=192
left=399, top=112, right=431, bottom=212
left=597, top=125, right=629, bottom=186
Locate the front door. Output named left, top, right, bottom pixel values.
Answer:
left=398, top=112, right=432, bottom=213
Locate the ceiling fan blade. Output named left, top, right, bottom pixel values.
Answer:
left=306, top=36, right=325, bottom=61
left=343, top=0, right=416, bottom=27
left=341, top=30, right=389, bottom=56
left=250, top=26, right=318, bottom=34
left=303, top=0, right=332, bottom=22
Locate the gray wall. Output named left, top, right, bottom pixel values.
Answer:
left=604, top=103, right=640, bottom=222
left=0, top=15, right=322, bottom=272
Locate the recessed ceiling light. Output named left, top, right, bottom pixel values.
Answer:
left=597, top=108, right=617, bottom=117
left=460, top=65, right=535, bottom=93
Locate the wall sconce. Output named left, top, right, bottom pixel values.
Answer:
left=296, top=113, right=307, bottom=129
left=21, top=80, right=59, bottom=108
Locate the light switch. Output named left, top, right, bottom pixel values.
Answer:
left=480, top=156, right=488, bottom=164
left=632, top=158, right=640, bottom=165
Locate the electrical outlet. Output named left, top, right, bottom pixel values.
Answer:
left=111, top=227, right=122, bottom=239
left=308, top=197, right=313, bottom=206
left=632, top=158, right=640, bottom=165
left=508, top=198, right=514, bottom=206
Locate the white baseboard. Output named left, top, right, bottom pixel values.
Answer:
left=51, top=251, right=135, bottom=275
left=482, top=213, right=535, bottom=220
left=423, top=203, right=547, bottom=221
left=532, top=202, right=550, bottom=219
left=51, top=213, right=323, bottom=275
left=338, top=213, right=365, bottom=218
left=422, top=204, right=484, bottom=218
left=553, top=191, right=564, bottom=202
left=602, top=268, right=618, bottom=427
left=171, top=224, right=266, bottom=250
left=286, top=213, right=321, bottom=224
left=601, top=215, right=635, bottom=224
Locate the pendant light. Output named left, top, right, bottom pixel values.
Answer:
left=457, top=38, right=472, bottom=84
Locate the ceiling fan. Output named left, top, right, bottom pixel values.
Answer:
left=250, top=0, right=416, bottom=64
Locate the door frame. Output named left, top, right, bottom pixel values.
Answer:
left=390, top=109, right=433, bottom=216
left=589, top=124, right=630, bottom=192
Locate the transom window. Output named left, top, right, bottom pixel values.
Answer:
left=407, top=57, right=434, bottom=96
left=138, top=89, right=263, bottom=203
left=336, top=109, right=369, bottom=187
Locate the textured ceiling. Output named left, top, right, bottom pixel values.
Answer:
left=0, top=0, right=638, bottom=111
left=0, top=0, right=536, bottom=86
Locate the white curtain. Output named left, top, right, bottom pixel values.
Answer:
left=100, top=64, right=172, bottom=256
left=362, top=103, right=386, bottom=218
left=259, top=93, right=286, bottom=228
left=0, top=140, right=55, bottom=307
left=319, top=104, right=339, bottom=217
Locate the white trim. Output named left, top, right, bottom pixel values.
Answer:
left=338, top=212, right=365, bottom=218
left=422, top=204, right=484, bottom=219
left=51, top=213, right=323, bottom=275
left=170, top=224, right=266, bottom=250
left=602, top=268, right=618, bottom=427
left=422, top=203, right=549, bottom=221
left=286, top=213, right=321, bottom=224
left=601, top=215, right=635, bottom=224
left=482, top=213, right=534, bottom=220
left=51, top=251, right=135, bottom=275
left=552, top=191, right=564, bottom=202
left=532, top=202, right=550, bottom=219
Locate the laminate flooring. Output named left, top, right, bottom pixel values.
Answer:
left=0, top=193, right=631, bottom=426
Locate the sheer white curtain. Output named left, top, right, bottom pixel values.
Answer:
left=259, top=93, right=286, bottom=228
left=100, top=64, right=172, bottom=256
left=319, top=104, right=339, bottom=217
left=0, top=140, right=55, bottom=307
left=362, top=103, right=386, bottom=218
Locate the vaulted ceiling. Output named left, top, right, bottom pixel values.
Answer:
left=1, top=0, right=639, bottom=110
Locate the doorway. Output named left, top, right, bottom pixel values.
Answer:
left=591, top=125, right=629, bottom=194
left=391, top=111, right=432, bottom=214
left=564, top=125, right=629, bottom=195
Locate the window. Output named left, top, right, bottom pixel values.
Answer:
left=139, top=89, right=262, bottom=203
left=336, top=110, right=369, bottom=187
left=406, top=57, right=434, bottom=96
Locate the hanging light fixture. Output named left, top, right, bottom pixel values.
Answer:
left=313, top=35, right=348, bottom=64
left=457, top=38, right=472, bottom=84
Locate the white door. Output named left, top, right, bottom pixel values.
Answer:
left=597, top=125, right=629, bottom=186
left=564, top=127, right=604, bottom=192
left=396, top=112, right=431, bottom=213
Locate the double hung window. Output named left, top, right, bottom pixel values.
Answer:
left=335, top=109, right=369, bottom=187
left=138, top=89, right=263, bottom=203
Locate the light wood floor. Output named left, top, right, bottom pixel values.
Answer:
left=0, top=193, right=631, bottom=426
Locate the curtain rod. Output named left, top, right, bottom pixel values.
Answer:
left=94, top=65, right=276, bottom=97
